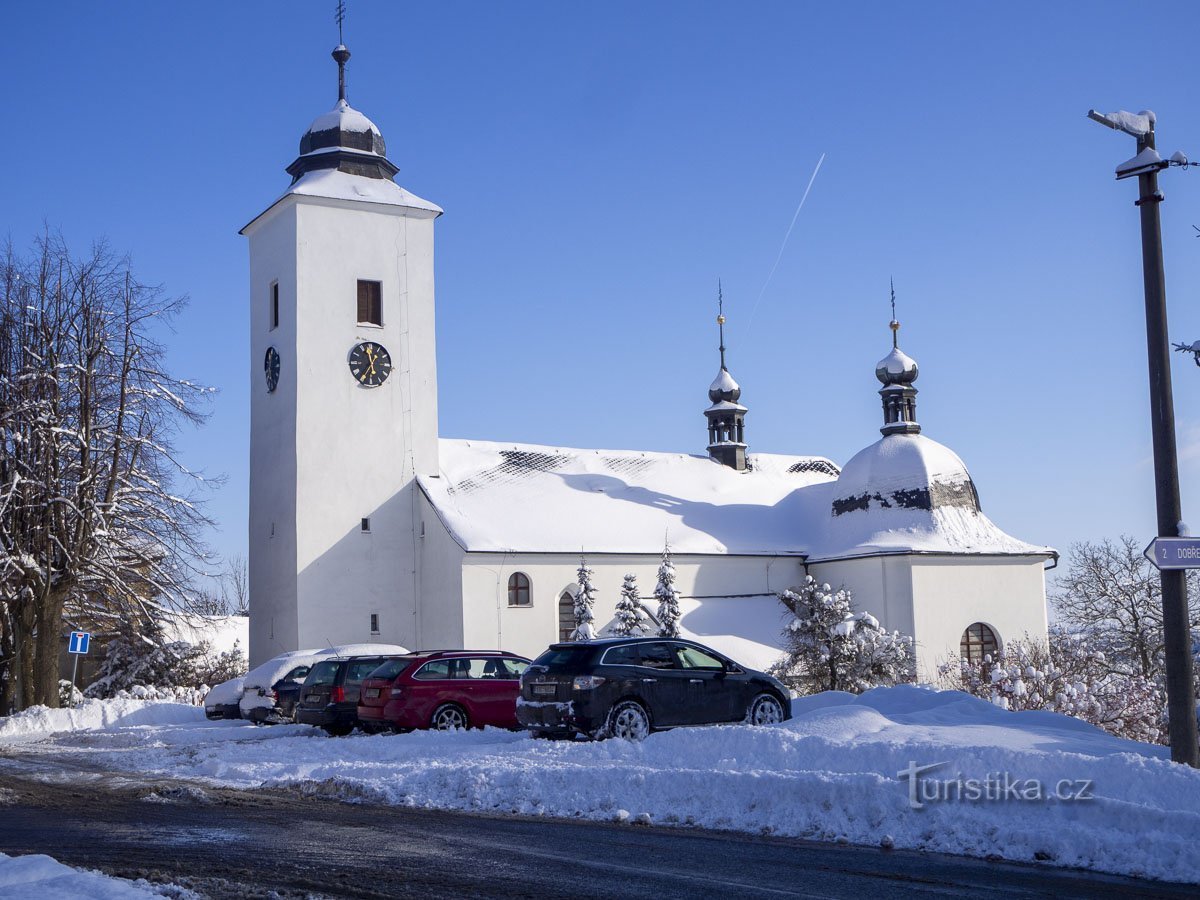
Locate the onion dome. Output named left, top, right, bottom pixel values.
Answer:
left=875, top=346, right=919, bottom=385
left=831, top=433, right=981, bottom=518
left=286, top=44, right=399, bottom=183
left=709, top=367, right=741, bottom=403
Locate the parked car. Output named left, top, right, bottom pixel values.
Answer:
left=357, top=650, right=531, bottom=732
left=295, top=651, right=409, bottom=735
left=516, top=637, right=791, bottom=741
left=204, top=676, right=245, bottom=720
left=239, top=643, right=408, bottom=725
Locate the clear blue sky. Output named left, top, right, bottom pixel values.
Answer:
left=5, top=2, right=1200, bottom=587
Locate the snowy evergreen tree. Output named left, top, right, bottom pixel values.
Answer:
left=654, top=544, right=682, bottom=638
left=571, top=556, right=597, bottom=641
left=771, top=575, right=914, bottom=694
left=613, top=573, right=650, bottom=637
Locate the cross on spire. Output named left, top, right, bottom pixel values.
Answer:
left=336, top=0, right=346, bottom=44
left=717, top=279, right=727, bottom=370
left=889, top=277, right=900, bottom=349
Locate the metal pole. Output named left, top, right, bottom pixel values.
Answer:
left=1134, top=125, right=1199, bottom=767
left=70, top=654, right=80, bottom=707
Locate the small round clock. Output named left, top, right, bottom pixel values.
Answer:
left=264, top=346, right=280, bottom=393
left=348, top=341, right=392, bottom=387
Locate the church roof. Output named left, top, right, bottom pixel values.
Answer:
left=419, top=439, right=841, bottom=556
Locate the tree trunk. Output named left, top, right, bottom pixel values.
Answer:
left=33, top=595, right=65, bottom=708
left=12, top=605, right=36, bottom=711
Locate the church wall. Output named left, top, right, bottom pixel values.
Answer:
left=809, top=555, right=917, bottom=640
left=457, top=552, right=805, bottom=662
left=908, top=556, right=1049, bottom=681
left=247, top=204, right=300, bottom=665
left=415, top=488, right=466, bottom=649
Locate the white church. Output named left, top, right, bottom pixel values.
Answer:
left=242, top=44, right=1054, bottom=678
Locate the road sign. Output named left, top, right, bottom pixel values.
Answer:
left=68, top=631, right=91, bottom=655
left=1144, top=537, right=1200, bottom=570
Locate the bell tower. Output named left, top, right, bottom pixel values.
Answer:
left=704, top=284, right=749, bottom=470
left=241, top=41, right=442, bottom=664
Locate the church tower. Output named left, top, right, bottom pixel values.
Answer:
left=704, top=287, right=748, bottom=470
left=241, top=42, right=441, bottom=664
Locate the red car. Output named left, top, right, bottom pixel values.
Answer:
left=357, top=650, right=530, bottom=731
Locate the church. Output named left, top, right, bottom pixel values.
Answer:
left=242, top=43, right=1054, bottom=679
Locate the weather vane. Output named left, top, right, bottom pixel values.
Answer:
left=336, top=0, right=346, bottom=44
left=889, top=278, right=900, bottom=348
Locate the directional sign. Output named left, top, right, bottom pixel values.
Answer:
left=1144, top=537, right=1200, bottom=570
left=67, top=631, right=91, bottom=655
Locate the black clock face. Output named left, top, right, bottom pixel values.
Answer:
left=348, top=341, right=392, bottom=387
left=264, top=346, right=280, bottom=393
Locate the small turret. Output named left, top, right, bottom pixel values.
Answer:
left=704, top=284, right=748, bottom=470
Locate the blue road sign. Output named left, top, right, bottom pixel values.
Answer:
left=1144, top=537, right=1200, bottom=570
left=68, top=631, right=91, bottom=655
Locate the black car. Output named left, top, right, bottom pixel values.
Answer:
left=295, top=655, right=404, bottom=736
left=242, top=664, right=312, bottom=725
left=516, top=637, right=791, bottom=741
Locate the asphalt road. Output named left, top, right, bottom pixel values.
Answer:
left=0, top=769, right=1191, bottom=899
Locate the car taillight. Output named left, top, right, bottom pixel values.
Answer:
left=389, top=686, right=404, bottom=698
left=272, top=690, right=279, bottom=703
left=572, top=675, right=606, bottom=690
left=330, top=686, right=345, bottom=703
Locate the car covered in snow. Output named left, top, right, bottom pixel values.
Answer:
left=204, top=676, right=246, bottom=720
left=516, top=637, right=791, bottom=740
left=295, top=646, right=410, bottom=736
left=239, top=644, right=408, bottom=725
left=357, top=650, right=530, bottom=731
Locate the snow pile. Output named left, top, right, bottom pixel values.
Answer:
left=15, top=685, right=1200, bottom=883
left=0, top=853, right=180, bottom=899
left=0, top=699, right=201, bottom=740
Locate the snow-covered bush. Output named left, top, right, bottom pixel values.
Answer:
left=613, top=573, right=651, bottom=637
left=57, top=680, right=83, bottom=707
left=571, top=557, right=597, bottom=641
left=654, top=545, right=682, bottom=638
left=937, top=628, right=1168, bottom=744
left=771, top=575, right=914, bottom=694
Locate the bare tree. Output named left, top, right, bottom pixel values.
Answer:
left=221, top=553, right=249, bottom=617
left=0, top=233, right=214, bottom=711
left=1053, top=536, right=1200, bottom=681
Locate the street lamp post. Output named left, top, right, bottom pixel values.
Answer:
left=1089, top=108, right=1199, bottom=767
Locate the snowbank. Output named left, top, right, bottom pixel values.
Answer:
left=0, top=699, right=202, bottom=740
left=8, top=686, right=1200, bottom=884
left=0, top=852, right=173, bottom=899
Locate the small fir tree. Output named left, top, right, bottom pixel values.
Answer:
left=572, top=556, right=597, bottom=641
left=654, top=544, right=682, bottom=638
left=771, top=575, right=914, bottom=694
left=613, top=573, right=650, bottom=637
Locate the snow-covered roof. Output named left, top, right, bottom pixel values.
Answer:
left=709, top=368, right=739, bottom=394
left=420, top=439, right=841, bottom=555
left=307, top=99, right=381, bottom=136
left=876, top=347, right=917, bottom=378
left=241, top=168, right=442, bottom=233
left=806, top=433, right=1053, bottom=561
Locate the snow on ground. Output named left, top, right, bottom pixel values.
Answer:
left=0, top=852, right=188, bottom=899
left=2, top=687, right=1198, bottom=884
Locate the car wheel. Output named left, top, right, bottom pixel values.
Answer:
left=431, top=703, right=469, bottom=731
left=323, top=724, right=353, bottom=737
left=747, top=692, right=785, bottom=726
left=606, top=700, right=651, bottom=741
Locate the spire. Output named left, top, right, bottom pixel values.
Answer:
left=875, top=283, right=920, bottom=436
left=705, top=282, right=748, bottom=470
left=334, top=1, right=350, bottom=102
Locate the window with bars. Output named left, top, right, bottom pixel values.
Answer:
left=270, top=281, right=279, bottom=330
left=507, top=572, right=531, bottom=607
left=357, top=280, right=382, bottom=326
left=960, top=622, right=999, bottom=663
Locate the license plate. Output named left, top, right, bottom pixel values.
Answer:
left=532, top=684, right=556, bottom=697
left=306, top=694, right=321, bottom=703
left=365, top=688, right=380, bottom=699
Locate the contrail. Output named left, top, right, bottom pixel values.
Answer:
left=746, top=152, right=825, bottom=330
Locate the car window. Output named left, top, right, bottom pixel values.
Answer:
left=414, top=660, right=453, bottom=680
left=346, top=659, right=386, bottom=685
left=284, top=665, right=310, bottom=682
left=532, top=646, right=593, bottom=669
left=638, top=643, right=678, bottom=670
left=601, top=644, right=640, bottom=666
left=367, top=656, right=417, bottom=681
left=470, top=657, right=529, bottom=679
left=500, top=658, right=528, bottom=678
left=306, top=660, right=340, bottom=686
left=674, top=645, right=724, bottom=670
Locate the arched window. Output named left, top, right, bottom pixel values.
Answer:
left=507, top=572, right=531, bottom=607
left=558, top=591, right=576, bottom=642
left=960, top=623, right=999, bottom=663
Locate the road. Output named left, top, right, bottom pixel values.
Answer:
left=0, top=768, right=1190, bottom=899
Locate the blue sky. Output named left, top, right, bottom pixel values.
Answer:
left=5, top=2, right=1200, bottom=587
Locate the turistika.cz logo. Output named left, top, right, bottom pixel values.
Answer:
left=896, top=761, right=1095, bottom=810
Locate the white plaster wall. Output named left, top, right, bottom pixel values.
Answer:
left=908, top=556, right=1049, bottom=681
left=458, top=553, right=805, bottom=661
left=246, top=204, right=300, bottom=664
left=809, top=555, right=917, bottom=638
left=415, top=487, right=466, bottom=649
left=245, top=193, right=440, bottom=663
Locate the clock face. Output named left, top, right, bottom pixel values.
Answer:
left=348, top=341, right=392, bottom=387
left=264, top=346, right=280, bottom=393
